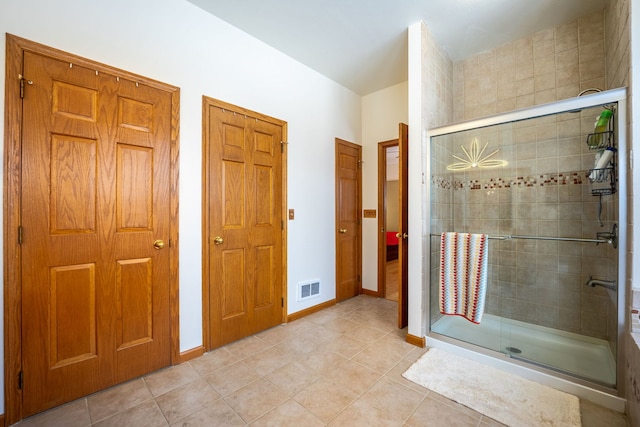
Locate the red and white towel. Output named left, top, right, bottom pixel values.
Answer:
left=439, top=232, right=489, bottom=324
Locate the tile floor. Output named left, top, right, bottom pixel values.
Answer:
left=18, top=295, right=629, bottom=426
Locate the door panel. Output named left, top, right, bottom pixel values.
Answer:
left=117, top=145, right=153, bottom=230
left=222, top=249, right=246, bottom=318
left=20, top=50, right=172, bottom=416
left=223, top=160, right=247, bottom=227
left=49, top=264, right=97, bottom=368
left=255, top=246, right=275, bottom=307
left=50, top=135, right=97, bottom=233
left=116, top=258, right=153, bottom=349
left=205, top=100, right=285, bottom=349
left=335, top=139, right=362, bottom=302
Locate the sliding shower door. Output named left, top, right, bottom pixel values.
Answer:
left=429, top=101, right=620, bottom=388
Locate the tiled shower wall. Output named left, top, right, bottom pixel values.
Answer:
left=429, top=10, right=624, bottom=342
left=431, top=108, right=618, bottom=340
left=421, top=22, right=453, bottom=129
left=453, top=11, right=606, bottom=122
left=421, top=21, right=454, bottom=321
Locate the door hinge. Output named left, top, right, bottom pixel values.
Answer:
left=281, top=297, right=284, bottom=307
left=280, top=141, right=287, bottom=153
left=19, top=74, right=33, bottom=99
left=169, top=238, right=173, bottom=248
left=281, top=220, right=284, bottom=230
left=18, top=370, right=23, bottom=390
left=358, top=274, right=361, bottom=282
left=18, top=226, right=23, bottom=245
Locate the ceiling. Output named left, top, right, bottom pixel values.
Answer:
left=187, top=0, right=608, bottom=95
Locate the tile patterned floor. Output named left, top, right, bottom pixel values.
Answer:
left=18, top=295, right=629, bottom=426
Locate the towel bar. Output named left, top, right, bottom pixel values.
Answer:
left=429, top=233, right=612, bottom=245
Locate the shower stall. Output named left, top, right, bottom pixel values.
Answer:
left=427, top=88, right=627, bottom=404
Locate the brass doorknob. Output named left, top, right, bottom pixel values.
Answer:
left=396, top=232, right=408, bottom=239
left=339, top=228, right=347, bottom=234
left=213, top=236, right=224, bottom=245
left=153, top=240, right=165, bottom=249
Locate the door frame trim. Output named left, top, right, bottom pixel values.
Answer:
left=3, top=34, right=181, bottom=425
left=201, top=96, right=288, bottom=352
left=377, top=139, right=398, bottom=298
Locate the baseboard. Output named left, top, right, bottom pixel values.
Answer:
left=361, top=288, right=380, bottom=298
left=406, top=333, right=426, bottom=348
left=287, top=299, right=336, bottom=322
left=179, top=346, right=205, bottom=363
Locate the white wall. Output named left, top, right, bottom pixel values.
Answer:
left=0, top=0, right=362, bottom=413
left=407, top=22, right=427, bottom=338
left=360, top=82, right=408, bottom=292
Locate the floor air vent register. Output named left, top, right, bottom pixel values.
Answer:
left=298, top=280, right=320, bottom=301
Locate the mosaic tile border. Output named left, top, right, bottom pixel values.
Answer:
left=432, top=172, right=584, bottom=190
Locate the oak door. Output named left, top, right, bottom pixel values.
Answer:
left=204, top=98, right=286, bottom=349
left=335, top=139, right=362, bottom=302
left=20, top=50, right=173, bottom=416
left=398, top=123, right=409, bottom=328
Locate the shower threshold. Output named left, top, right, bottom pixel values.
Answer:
left=430, top=313, right=616, bottom=387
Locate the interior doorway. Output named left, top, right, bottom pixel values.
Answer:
left=377, top=139, right=399, bottom=302
left=377, top=123, right=408, bottom=329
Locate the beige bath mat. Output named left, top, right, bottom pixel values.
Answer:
left=403, top=348, right=581, bottom=427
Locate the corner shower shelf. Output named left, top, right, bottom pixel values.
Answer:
left=585, top=130, right=614, bottom=150
left=585, top=113, right=616, bottom=196
left=591, top=187, right=615, bottom=196
left=587, top=163, right=616, bottom=196
left=587, top=166, right=614, bottom=184
left=587, top=168, right=616, bottom=196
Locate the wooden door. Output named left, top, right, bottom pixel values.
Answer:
left=204, top=98, right=286, bottom=349
left=18, top=49, right=174, bottom=417
left=398, top=123, right=409, bottom=328
left=335, top=139, right=362, bottom=302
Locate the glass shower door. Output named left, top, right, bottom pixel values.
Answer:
left=429, top=101, right=620, bottom=388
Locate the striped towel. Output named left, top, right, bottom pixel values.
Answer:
left=439, top=232, right=489, bottom=324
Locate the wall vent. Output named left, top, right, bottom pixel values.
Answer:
left=298, top=280, right=320, bottom=301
